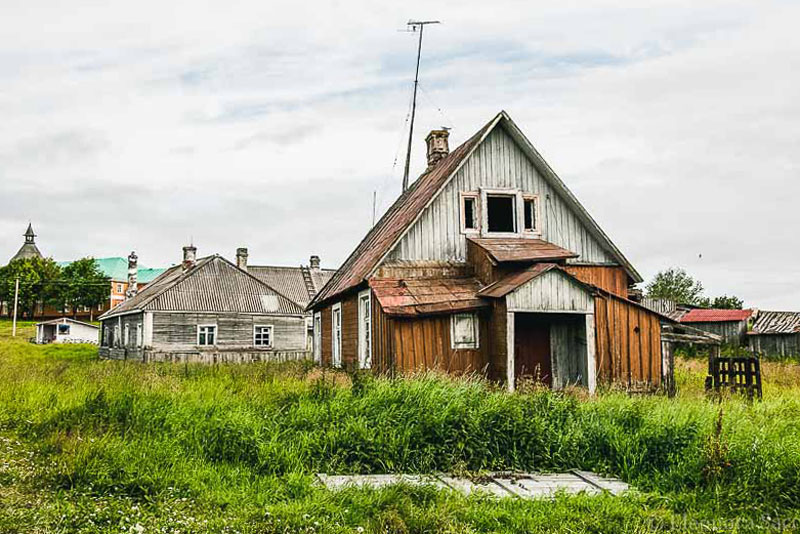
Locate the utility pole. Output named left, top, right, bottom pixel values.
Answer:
left=12, top=278, right=19, bottom=337
left=402, top=19, right=440, bottom=192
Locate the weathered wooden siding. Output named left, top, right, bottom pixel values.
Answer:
left=387, top=125, right=617, bottom=265
left=563, top=265, right=628, bottom=298
left=489, top=300, right=508, bottom=381
left=319, top=291, right=360, bottom=369
left=389, top=312, right=490, bottom=375
left=686, top=321, right=747, bottom=346
left=372, top=296, right=394, bottom=375
left=506, top=270, right=594, bottom=313
left=748, top=334, right=800, bottom=358
left=550, top=317, right=589, bottom=389
left=594, top=295, right=662, bottom=389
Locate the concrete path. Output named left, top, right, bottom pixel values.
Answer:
left=317, top=470, right=629, bottom=499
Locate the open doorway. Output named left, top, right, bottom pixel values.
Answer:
left=513, top=313, right=588, bottom=389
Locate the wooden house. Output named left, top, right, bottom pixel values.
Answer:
left=747, top=311, right=800, bottom=357
left=678, top=308, right=755, bottom=346
left=35, top=318, right=99, bottom=344
left=309, top=111, right=674, bottom=392
left=98, top=246, right=310, bottom=363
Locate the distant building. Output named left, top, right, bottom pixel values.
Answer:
left=98, top=246, right=317, bottom=363
left=35, top=318, right=99, bottom=344
left=748, top=311, right=800, bottom=357
left=9, top=223, right=43, bottom=262
left=678, top=308, right=756, bottom=346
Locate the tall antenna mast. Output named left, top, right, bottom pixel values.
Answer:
left=402, top=19, right=440, bottom=192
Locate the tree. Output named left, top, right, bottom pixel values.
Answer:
left=60, top=258, right=110, bottom=319
left=709, top=295, right=744, bottom=310
left=645, top=267, right=705, bottom=306
left=0, top=257, right=62, bottom=318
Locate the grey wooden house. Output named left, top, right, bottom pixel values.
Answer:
left=98, top=246, right=311, bottom=363
left=748, top=311, right=800, bottom=357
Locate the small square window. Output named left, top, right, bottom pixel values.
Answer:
left=451, top=313, right=479, bottom=349
left=487, top=195, right=516, bottom=233
left=58, top=324, right=71, bottom=335
left=198, top=325, right=216, bottom=346
left=254, top=325, right=273, bottom=347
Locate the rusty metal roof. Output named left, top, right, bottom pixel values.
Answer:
left=468, top=237, right=578, bottom=264
left=309, top=116, right=498, bottom=309
left=250, top=265, right=335, bottom=308
left=477, top=263, right=568, bottom=298
left=99, top=256, right=304, bottom=319
left=680, top=309, right=754, bottom=323
left=750, top=311, right=800, bottom=335
left=370, top=277, right=487, bottom=317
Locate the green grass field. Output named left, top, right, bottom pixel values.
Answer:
left=1, top=319, right=799, bottom=533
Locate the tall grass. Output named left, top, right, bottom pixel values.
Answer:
left=1, top=320, right=799, bottom=532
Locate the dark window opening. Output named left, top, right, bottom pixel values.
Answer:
left=487, top=195, right=516, bottom=233
left=463, top=197, right=477, bottom=230
left=524, top=198, right=536, bottom=231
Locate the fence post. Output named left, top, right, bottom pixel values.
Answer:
left=12, top=278, right=20, bottom=337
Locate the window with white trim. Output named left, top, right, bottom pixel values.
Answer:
left=486, top=194, right=516, bottom=233
left=197, top=325, right=216, bottom=346
left=451, top=312, right=479, bottom=350
left=332, top=303, right=342, bottom=368
left=254, top=325, right=273, bottom=348
left=523, top=195, right=539, bottom=233
left=313, top=311, right=322, bottom=363
left=358, top=290, right=372, bottom=369
left=136, top=324, right=143, bottom=348
left=123, top=324, right=130, bottom=346
left=460, top=192, right=479, bottom=233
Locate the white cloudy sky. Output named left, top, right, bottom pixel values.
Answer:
left=0, top=0, right=797, bottom=308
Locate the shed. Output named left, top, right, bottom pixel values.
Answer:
left=35, top=318, right=99, bottom=344
left=747, top=311, right=800, bottom=358
left=679, top=308, right=755, bottom=346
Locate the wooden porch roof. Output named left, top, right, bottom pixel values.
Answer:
left=370, top=277, right=488, bottom=317
left=467, top=237, right=578, bottom=264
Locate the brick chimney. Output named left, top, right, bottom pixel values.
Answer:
left=182, top=245, right=197, bottom=271
left=236, top=247, right=248, bottom=272
left=309, top=255, right=320, bottom=271
left=125, top=251, right=138, bottom=299
left=425, top=129, right=450, bottom=169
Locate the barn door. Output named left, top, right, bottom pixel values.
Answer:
left=514, top=314, right=552, bottom=387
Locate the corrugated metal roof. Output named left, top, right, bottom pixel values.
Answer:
left=750, top=311, right=800, bottom=335
left=370, top=277, right=487, bottom=316
left=468, top=237, right=578, bottom=263
left=310, top=111, right=642, bottom=309
left=249, top=266, right=335, bottom=308
left=57, top=257, right=166, bottom=283
left=99, top=256, right=304, bottom=319
left=680, top=309, right=754, bottom=323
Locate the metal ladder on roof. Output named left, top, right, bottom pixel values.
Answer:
left=301, top=265, right=317, bottom=300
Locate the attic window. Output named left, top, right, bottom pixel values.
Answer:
left=460, top=193, right=479, bottom=232
left=523, top=195, right=539, bottom=232
left=487, top=195, right=516, bottom=233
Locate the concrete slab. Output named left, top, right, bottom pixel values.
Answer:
left=436, top=475, right=514, bottom=497
left=316, top=474, right=449, bottom=491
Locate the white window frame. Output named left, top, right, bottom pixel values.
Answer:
left=480, top=188, right=519, bottom=237
left=116, top=283, right=123, bottom=293
left=123, top=324, right=130, bottom=346
left=313, top=311, right=322, bottom=363
left=357, top=289, right=372, bottom=369
left=197, top=324, right=217, bottom=346
left=253, top=325, right=274, bottom=348
left=522, top=193, right=541, bottom=235
left=136, top=323, right=143, bottom=348
left=331, top=302, right=342, bottom=368
left=451, top=312, right=480, bottom=350
left=460, top=192, right=480, bottom=234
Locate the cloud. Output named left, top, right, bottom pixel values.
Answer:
left=0, top=0, right=797, bottom=309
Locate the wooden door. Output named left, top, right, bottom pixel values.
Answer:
left=514, top=314, right=552, bottom=386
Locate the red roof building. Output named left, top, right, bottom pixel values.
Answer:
left=680, top=309, right=754, bottom=323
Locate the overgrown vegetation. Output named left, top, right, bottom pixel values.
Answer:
left=646, top=267, right=744, bottom=309
left=1, top=320, right=799, bottom=532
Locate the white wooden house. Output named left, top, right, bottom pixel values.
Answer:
left=35, top=318, right=99, bottom=344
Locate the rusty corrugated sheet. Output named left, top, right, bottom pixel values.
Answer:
left=309, top=116, right=497, bottom=309
left=467, top=237, right=578, bottom=264
left=370, top=277, right=487, bottom=316
left=680, top=309, right=754, bottom=323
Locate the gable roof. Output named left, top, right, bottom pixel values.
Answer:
left=468, top=237, right=578, bottom=263
left=680, top=309, right=754, bottom=323
left=36, top=317, right=99, bottom=329
left=249, top=265, right=336, bottom=308
left=749, top=311, right=800, bottom=335
left=99, top=255, right=304, bottom=319
left=310, top=111, right=642, bottom=309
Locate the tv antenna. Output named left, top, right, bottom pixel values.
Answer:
left=402, top=19, right=440, bottom=191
